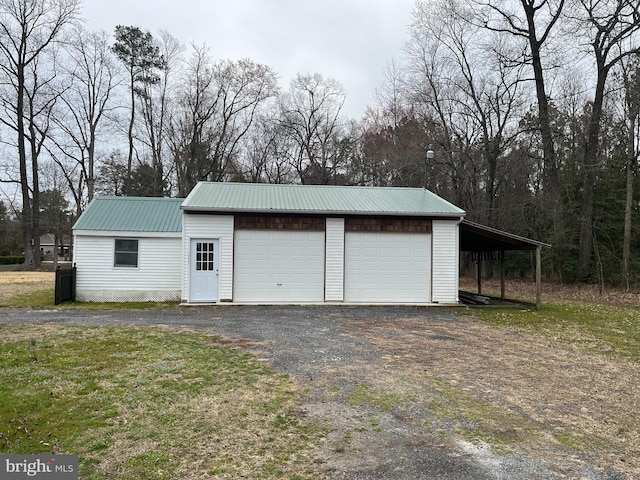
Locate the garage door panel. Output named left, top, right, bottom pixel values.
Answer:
left=345, top=231, right=430, bottom=303
left=273, top=244, right=289, bottom=255
left=234, top=230, right=324, bottom=302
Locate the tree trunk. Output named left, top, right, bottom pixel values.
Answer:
left=127, top=66, right=135, bottom=185
left=53, top=234, right=59, bottom=271
left=17, top=64, right=36, bottom=269
left=523, top=2, right=560, bottom=208
left=485, top=140, right=499, bottom=228
left=622, top=117, right=635, bottom=290
left=578, top=69, right=607, bottom=281
left=29, top=109, right=42, bottom=269
left=88, top=127, right=96, bottom=201
left=31, top=157, right=41, bottom=269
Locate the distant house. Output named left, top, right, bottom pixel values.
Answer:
left=40, top=233, right=70, bottom=259
left=72, top=182, right=467, bottom=304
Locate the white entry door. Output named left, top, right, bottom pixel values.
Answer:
left=190, top=239, right=219, bottom=303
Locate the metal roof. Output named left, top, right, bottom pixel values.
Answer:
left=460, top=220, right=551, bottom=251
left=181, top=182, right=466, bottom=217
left=73, top=196, right=183, bottom=232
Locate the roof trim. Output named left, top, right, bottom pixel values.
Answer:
left=182, top=206, right=464, bottom=218
left=73, top=230, right=182, bottom=238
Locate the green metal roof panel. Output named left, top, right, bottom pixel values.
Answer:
left=73, top=196, right=183, bottom=232
left=182, top=182, right=465, bottom=216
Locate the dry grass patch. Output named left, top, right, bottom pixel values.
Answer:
left=0, top=271, right=54, bottom=284
left=0, top=271, right=54, bottom=303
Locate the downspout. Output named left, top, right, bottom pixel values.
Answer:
left=456, top=216, right=464, bottom=303
left=71, top=232, right=77, bottom=268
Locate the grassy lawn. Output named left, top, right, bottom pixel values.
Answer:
left=0, top=325, right=325, bottom=479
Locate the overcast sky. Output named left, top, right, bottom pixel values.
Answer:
left=80, top=0, right=417, bottom=119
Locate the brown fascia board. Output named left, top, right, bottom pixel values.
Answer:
left=182, top=207, right=465, bottom=219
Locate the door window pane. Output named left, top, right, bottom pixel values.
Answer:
left=195, top=242, right=215, bottom=271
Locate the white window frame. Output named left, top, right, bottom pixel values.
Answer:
left=114, top=238, right=139, bottom=268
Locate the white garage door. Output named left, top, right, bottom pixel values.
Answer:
left=345, top=231, right=431, bottom=303
left=234, top=230, right=325, bottom=302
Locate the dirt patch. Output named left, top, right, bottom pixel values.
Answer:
left=0, top=323, right=66, bottom=343
left=0, top=271, right=54, bottom=302
left=329, top=314, right=639, bottom=478
left=460, top=276, right=640, bottom=307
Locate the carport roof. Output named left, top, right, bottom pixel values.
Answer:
left=182, top=182, right=466, bottom=217
left=460, top=220, right=550, bottom=251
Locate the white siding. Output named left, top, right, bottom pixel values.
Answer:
left=74, top=235, right=181, bottom=302
left=325, top=218, right=345, bottom=301
left=431, top=220, right=460, bottom=304
left=182, top=214, right=234, bottom=302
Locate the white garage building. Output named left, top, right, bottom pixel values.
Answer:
left=180, top=182, right=464, bottom=304
left=73, top=182, right=466, bottom=305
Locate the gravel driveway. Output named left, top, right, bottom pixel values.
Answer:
left=0, top=306, right=628, bottom=480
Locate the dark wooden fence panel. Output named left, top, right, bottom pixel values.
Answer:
left=55, top=266, right=76, bottom=305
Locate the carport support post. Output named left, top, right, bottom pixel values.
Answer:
left=500, top=252, right=505, bottom=300
left=536, top=246, right=542, bottom=310
left=476, top=257, right=482, bottom=295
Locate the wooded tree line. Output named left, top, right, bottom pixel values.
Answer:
left=1, top=0, right=639, bottom=289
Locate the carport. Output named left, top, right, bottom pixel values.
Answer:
left=460, top=220, right=551, bottom=309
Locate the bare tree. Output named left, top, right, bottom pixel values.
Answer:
left=477, top=0, right=566, bottom=222
left=619, top=56, right=640, bottom=290
left=169, top=46, right=278, bottom=195
left=406, top=0, right=525, bottom=223
left=136, top=29, right=184, bottom=196
left=371, top=58, right=412, bottom=131
left=573, top=0, right=640, bottom=279
left=51, top=27, right=120, bottom=214
left=168, top=45, right=213, bottom=196
left=356, top=59, right=424, bottom=188
left=241, top=109, right=297, bottom=184
left=0, top=0, right=80, bottom=268
left=278, top=73, right=349, bottom=184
